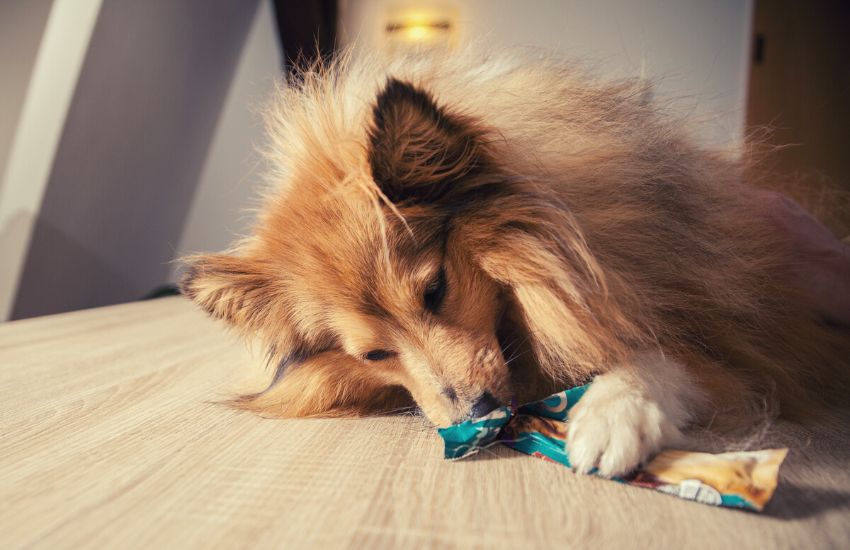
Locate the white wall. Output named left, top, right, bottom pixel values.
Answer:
left=1, top=0, right=273, bottom=320
left=172, top=0, right=282, bottom=278
left=0, top=0, right=103, bottom=320
left=340, top=0, right=754, bottom=149
left=0, top=0, right=54, bottom=178
left=10, top=0, right=260, bottom=319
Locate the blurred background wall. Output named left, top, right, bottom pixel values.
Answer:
left=5, top=0, right=845, bottom=321
left=172, top=1, right=281, bottom=283
left=3, top=0, right=274, bottom=320
left=340, top=0, right=753, bottom=150
left=0, top=0, right=54, bottom=180
left=0, top=0, right=103, bottom=320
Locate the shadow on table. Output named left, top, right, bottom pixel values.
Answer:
left=767, top=483, right=850, bottom=519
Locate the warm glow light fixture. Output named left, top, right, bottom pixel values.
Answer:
left=384, top=7, right=457, bottom=50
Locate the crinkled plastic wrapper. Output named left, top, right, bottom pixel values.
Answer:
left=438, top=385, right=788, bottom=512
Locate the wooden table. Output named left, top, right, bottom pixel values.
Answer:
left=2, top=297, right=849, bottom=548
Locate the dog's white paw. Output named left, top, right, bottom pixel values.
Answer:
left=567, top=370, right=687, bottom=478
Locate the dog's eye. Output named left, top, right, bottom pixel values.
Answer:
left=423, top=268, right=447, bottom=313
left=364, top=349, right=395, bottom=361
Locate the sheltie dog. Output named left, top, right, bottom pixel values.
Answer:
left=182, top=48, right=850, bottom=476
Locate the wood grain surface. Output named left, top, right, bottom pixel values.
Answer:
left=1, top=297, right=849, bottom=549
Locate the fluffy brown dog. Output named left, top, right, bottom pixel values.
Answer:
left=182, top=48, right=850, bottom=477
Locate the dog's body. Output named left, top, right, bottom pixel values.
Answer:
left=183, top=48, right=850, bottom=476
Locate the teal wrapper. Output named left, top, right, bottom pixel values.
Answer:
left=437, top=384, right=786, bottom=512
left=438, top=384, right=588, bottom=462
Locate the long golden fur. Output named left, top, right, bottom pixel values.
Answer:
left=182, top=47, right=850, bottom=463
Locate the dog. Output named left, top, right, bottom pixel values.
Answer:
left=181, top=48, right=850, bottom=477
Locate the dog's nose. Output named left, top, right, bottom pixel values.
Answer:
left=469, top=392, right=501, bottom=418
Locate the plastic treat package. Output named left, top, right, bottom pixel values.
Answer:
left=437, top=384, right=788, bottom=512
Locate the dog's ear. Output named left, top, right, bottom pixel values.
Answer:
left=180, top=253, right=284, bottom=331
left=229, top=350, right=414, bottom=418
left=368, top=78, right=487, bottom=205
left=465, top=198, right=645, bottom=382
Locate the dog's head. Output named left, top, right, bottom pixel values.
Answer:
left=182, top=76, right=620, bottom=426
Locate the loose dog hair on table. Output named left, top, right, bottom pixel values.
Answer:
left=181, top=47, right=850, bottom=477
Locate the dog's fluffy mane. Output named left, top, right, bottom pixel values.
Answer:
left=183, top=47, right=849, bottom=422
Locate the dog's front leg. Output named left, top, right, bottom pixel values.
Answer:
left=567, top=351, right=706, bottom=477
